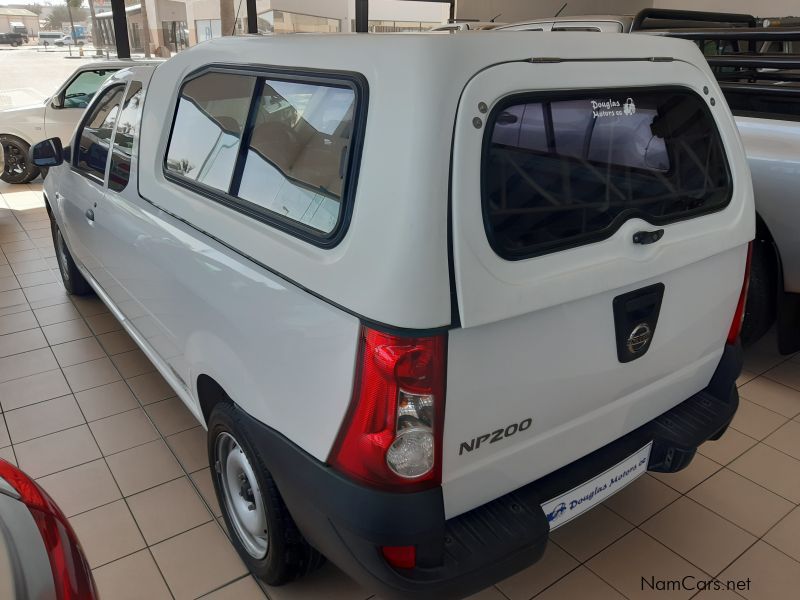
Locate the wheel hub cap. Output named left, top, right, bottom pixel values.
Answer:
left=216, top=432, right=268, bottom=559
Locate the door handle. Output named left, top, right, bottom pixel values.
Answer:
left=632, top=229, right=664, bottom=245
left=85, top=208, right=94, bottom=222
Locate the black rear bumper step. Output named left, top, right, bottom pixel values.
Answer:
left=243, top=342, right=742, bottom=600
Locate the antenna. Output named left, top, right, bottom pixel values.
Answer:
left=490, top=13, right=503, bottom=22
left=555, top=3, right=568, bottom=17
left=232, top=0, right=244, bottom=36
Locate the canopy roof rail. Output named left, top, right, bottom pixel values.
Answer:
left=631, top=8, right=757, bottom=31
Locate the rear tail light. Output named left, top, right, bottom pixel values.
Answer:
left=381, top=545, right=417, bottom=569
left=329, top=326, right=447, bottom=491
left=727, top=242, right=753, bottom=345
left=0, top=459, right=98, bottom=600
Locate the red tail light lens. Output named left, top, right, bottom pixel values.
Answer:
left=727, top=242, right=753, bottom=345
left=381, top=545, right=417, bottom=569
left=329, top=326, right=447, bottom=491
left=0, top=459, right=98, bottom=600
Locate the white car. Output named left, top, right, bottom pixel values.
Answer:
left=36, top=32, right=753, bottom=598
left=0, top=62, right=135, bottom=184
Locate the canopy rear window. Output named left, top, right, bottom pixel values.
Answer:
left=482, top=88, right=732, bottom=260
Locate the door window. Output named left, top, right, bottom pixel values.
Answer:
left=109, top=82, right=144, bottom=192
left=482, top=88, right=732, bottom=259
left=74, top=85, right=125, bottom=182
left=61, top=69, right=118, bottom=109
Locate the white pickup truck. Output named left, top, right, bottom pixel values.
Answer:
left=0, top=61, right=135, bottom=184
left=34, top=32, right=752, bottom=598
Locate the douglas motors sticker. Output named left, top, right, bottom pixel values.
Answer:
left=591, top=97, right=637, bottom=118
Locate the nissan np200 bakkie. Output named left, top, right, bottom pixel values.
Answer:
left=35, top=32, right=754, bottom=599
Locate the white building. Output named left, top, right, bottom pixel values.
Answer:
left=95, top=0, right=450, bottom=53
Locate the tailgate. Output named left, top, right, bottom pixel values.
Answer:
left=443, top=58, right=753, bottom=518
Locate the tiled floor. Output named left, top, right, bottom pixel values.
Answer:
left=1, top=179, right=800, bottom=600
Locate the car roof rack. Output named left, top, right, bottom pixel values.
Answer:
left=644, top=26, right=800, bottom=41
left=631, top=8, right=757, bottom=31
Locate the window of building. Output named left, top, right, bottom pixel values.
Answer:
left=195, top=19, right=221, bottom=43
left=257, top=10, right=341, bottom=34
left=74, top=85, right=125, bottom=182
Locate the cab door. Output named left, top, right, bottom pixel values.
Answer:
left=54, top=83, right=125, bottom=275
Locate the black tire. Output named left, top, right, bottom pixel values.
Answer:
left=208, top=402, right=324, bottom=586
left=39, top=167, right=49, bottom=180
left=51, top=219, right=92, bottom=295
left=0, top=135, right=40, bottom=184
left=741, top=240, right=777, bottom=346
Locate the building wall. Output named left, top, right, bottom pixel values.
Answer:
left=0, top=13, right=40, bottom=36
left=652, top=1, right=799, bottom=17
left=456, top=0, right=652, bottom=22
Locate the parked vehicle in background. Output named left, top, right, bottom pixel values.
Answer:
left=54, top=34, right=83, bottom=47
left=0, top=32, right=26, bottom=46
left=0, top=62, right=136, bottom=184
left=37, top=33, right=752, bottom=599
left=432, top=20, right=505, bottom=31
left=645, top=24, right=800, bottom=353
left=38, top=31, right=67, bottom=45
left=495, top=8, right=758, bottom=34
left=495, top=15, right=633, bottom=33
left=0, top=459, right=98, bottom=599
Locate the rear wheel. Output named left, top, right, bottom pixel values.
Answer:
left=1, top=135, right=40, bottom=184
left=208, top=402, right=324, bottom=586
left=741, top=240, right=777, bottom=346
left=51, top=220, right=92, bottom=295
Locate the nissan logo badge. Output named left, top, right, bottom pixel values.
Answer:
left=627, top=323, right=652, bottom=355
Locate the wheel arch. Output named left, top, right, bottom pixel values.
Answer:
left=0, top=131, right=35, bottom=148
left=196, top=373, right=230, bottom=425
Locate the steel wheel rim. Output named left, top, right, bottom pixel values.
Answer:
left=2, top=142, right=27, bottom=176
left=216, top=432, right=268, bottom=559
left=56, top=230, right=70, bottom=282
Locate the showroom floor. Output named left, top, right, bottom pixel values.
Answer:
left=1, top=180, right=799, bottom=600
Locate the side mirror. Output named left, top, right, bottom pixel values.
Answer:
left=31, top=137, right=64, bottom=167
left=51, top=94, right=63, bottom=109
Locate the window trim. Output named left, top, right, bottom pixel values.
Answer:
left=480, top=85, right=734, bottom=261
left=108, top=80, right=144, bottom=194
left=162, top=64, right=369, bottom=249
left=70, top=82, right=128, bottom=187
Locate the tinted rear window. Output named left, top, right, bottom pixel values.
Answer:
left=482, top=88, right=732, bottom=259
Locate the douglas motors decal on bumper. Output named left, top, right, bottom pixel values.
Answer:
left=541, top=442, right=652, bottom=530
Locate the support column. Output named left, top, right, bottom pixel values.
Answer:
left=246, top=0, right=257, bottom=34
left=355, top=0, right=369, bottom=33
left=110, top=0, right=130, bottom=58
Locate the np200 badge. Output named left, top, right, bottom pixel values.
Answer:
left=459, top=418, right=533, bottom=456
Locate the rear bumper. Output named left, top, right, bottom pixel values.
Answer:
left=244, top=343, right=742, bottom=600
